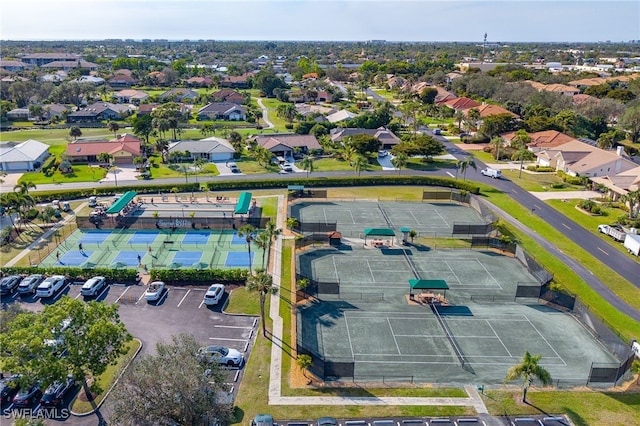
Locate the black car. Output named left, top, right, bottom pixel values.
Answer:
left=0, top=375, right=20, bottom=405
left=40, top=376, right=75, bottom=407
left=12, top=382, right=42, bottom=407
left=0, top=275, right=23, bottom=295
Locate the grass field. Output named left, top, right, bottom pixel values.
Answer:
left=20, top=165, right=108, bottom=184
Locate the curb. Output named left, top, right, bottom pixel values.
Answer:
left=70, top=338, right=143, bottom=417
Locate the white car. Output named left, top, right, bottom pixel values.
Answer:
left=145, top=281, right=166, bottom=302
left=279, top=163, right=293, bottom=172
left=80, top=276, right=107, bottom=297
left=378, top=149, right=388, bottom=157
left=36, top=275, right=67, bottom=298
left=18, top=274, right=45, bottom=295
left=197, top=345, right=244, bottom=367
left=480, top=167, right=502, bottom=179
left=203, top=284, right=225, bottom=306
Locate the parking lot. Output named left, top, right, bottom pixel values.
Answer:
left=1, top=279, right=258, bottom=420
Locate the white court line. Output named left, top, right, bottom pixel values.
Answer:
left=332, top=256, right=339, bottom=282
left=387, top=318, right=401, bottom=354
left=433, top=209, right=449, bottom=227
left=475, top=258, right=503, bottom=289
left=444, top=261, right=463, bottom=285
left=344, top=317, right=355, bottom=359
left=366, top=259, right=376, bottom=282
left=485, top=319, right=513, bottom=357
left=524, top=316, right=567, bottom=366
left=408, top=210, right=421, bottom=225
left=214, top=325, right=253, bottom=329
left=115, top=286, right=131, bottom=303
left=348, top=210, right=355, bottom=224
left=323, top=208, right=328, bottom=225
left=177, top=289, right=191, bottom=307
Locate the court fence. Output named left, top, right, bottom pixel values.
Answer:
left=76, top=215, right=270, bottom=230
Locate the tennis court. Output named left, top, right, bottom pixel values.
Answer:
left=41, top=229, right=264, bottom=270
left=290, top=201, right=486, bottom=236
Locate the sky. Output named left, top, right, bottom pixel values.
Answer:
left=1, top=0, right=639, bottom=43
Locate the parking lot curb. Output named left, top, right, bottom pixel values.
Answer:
left=70, top=338, right=143, bottom=417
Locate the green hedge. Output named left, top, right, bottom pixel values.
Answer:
left=29, top=175, right=480, bottom=202
left=149, top=268, right=248, bottom=284
left=0, top=266, right=138, bottom=282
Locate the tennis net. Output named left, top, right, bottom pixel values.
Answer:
left=431, top=304, right=466, bottom=368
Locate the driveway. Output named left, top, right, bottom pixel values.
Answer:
left=1, top=171, right=24, bottom=190
left=99, top=165, right=139, bottom=184
left=214, top=161, right=244, bottom=176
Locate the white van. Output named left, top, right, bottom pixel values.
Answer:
left=481, top=168, right=502, bottom=179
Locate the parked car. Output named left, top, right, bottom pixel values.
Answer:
left=13, top=382, right=42, bottom=407
left=62, top=201, right=71, bottom=212
left=36, top=275, right=67, bottom=298
left=40, top=375, right=75, bottom=407
left=88, top=196, right=98, bottom=207
left=0, top=375, right=21, bottom=405
left=17, top=274, right=45, bottom=295
left=318, top=417, right=339, bottom=426
left=433, top=128, right=442, bottom=135
left=197, top=345, right=244, bottom=367
left=252, top=414, right=275, bottom=426
left=0, top=275, right=23, bottom=295
left=145, top=281, right=165, bottom=302
left=377, top=149, right=388, bottom=157
left=480, top=167, right=502, bottom=179
left=227, top=162, right=240, bottom=173
left=80, top=276, right=107, bottom=297
left=279, top=163, right=293, bottom=172
left=203, top=284, right=225, bottom=306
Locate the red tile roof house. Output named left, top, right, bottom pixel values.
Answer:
left=501, top=130, right=578, bottom=153
left=65, top=134, right=141, bottom=164
left=330, top=127, right=401, bottom=150
left=159, top=88, right=199, bottom=103
left=251, top=134, right=322, bottom=158
left=185, top=76, right=212, bottom=87
left=438, top=97, right=482, bottom=111
left=210, top=89, right=244, bottom=104
left=197, top=102, right=247, bottom=121
left=112, top=89, right=149, bottom=104
left=220, top=73, right=253, bottom=89
left=108, top=73, right=138, bottom=88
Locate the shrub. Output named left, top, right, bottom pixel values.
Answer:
left=591, top=205, right=602, bottom=215
left=550, top=183, right=565, bottom=189
left=0, top=266, right=138, bottom=283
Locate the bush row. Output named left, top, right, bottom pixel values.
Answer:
left=149, top=268, right=248, bottom=284
left=29, top=175, right=481, bottom=202
left=0, top=266, right=138, bottom=282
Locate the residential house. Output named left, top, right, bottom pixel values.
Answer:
left=70, top=75, right=105, bottom=86
left=197, top=102, right=247, bottom=121
left=591, top=166, right=640, bottom=201
left=108, top=73, right=137, bottom=88
left=65, top=134, right=141, bottom=164
left=42, top=104, right=71, bottom=121
left=524, top=81, right=580, bottom=96
left=0, top=139, right=50, bottom=171
left=252, top=133, right=322, bottom=158
left=210, top=89, right=244, bottom=104
left=438, top=97, right=482, bottom=111
left=41, top=71, right=67, bottom=83
left=466, top=104, right=518, bottom=119
left=41, top=60, right=98, bottom=71
left=6, top=108, right=31, bottom=121
left=185, top=76, right=212, bottom=87
left=67, top=102, right=133, bottom=123
left=159, top=88, right=199, bottom=103
left=219, top=73, right=252, bottom=89
left=295, top=104, right=336, bottom=119
left=326, top=109, right=357, bottom=123
left=168, top=137, right=235, bottom=162
left=21, top=53, right=79, bottom=66
left=501, top=130, right=579, bottom=152
left=137, top=103, right=160, bottom=116
left=112, top=89, right=149, bottom=104
left=330, top=127, right=401, bottom=150
left=0, top=60, right=31, bottom=72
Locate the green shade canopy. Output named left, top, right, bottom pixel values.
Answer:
left=410, top=279, right=449, bottom=290
left=399, top=227, right=411, bottom=233
left=105, top=191, right=137, bottom=214
left=234, top=191, right=252, bottom=214
left=288, top=185, right=305, bottom=190
left=364, top=228, right=395, bottom=237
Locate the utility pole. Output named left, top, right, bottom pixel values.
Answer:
left=482, top=33, right=487, bottom=63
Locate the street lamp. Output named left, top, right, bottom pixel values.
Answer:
left=111, top=162, right=118, bottom=187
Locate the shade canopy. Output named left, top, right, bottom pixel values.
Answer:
left=106, top=191, right=137, bottom=214
left=364, top=228, right=395, bottom=237
left=409, top=279, right=449, bottom=290
left=288, top=185, right=305, bottom=191
left=234, top=191, right=252, bottom=214
left=399, top=227, right=411, bottom=233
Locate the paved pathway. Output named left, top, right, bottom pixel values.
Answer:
left=529, top=190, right=601, bottom=200
left=266, top=195, right=489, bottom=413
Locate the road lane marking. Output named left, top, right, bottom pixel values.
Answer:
left=534, top=204, right=543, bottom=210
left=561, top=223, right=571, bottom=230
left=177, top=289, right=190, bottom=307
left=115, top=286, right=131, bottom=303
left=597, top=247, right=609, bottom=256
left=446, top=171, right=455, bottom=178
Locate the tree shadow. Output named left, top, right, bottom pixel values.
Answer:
left=264, top=329, right=294, bottom=358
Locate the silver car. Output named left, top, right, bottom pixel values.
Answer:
left=18, top=274, right=45, bottom=295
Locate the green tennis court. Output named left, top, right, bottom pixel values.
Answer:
left=37, top=229, right=265, bottom=270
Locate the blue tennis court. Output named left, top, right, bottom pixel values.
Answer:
left=112, top=251, right=145, bottom=267
left=172, top=251, right=203, bottom=265
left=182, top=231, right=211, bottom=245
left=225, top=251, right=254, bottom=267
left=79, top=231, right=110, bottom=244
left=128, top=232, right=160, bottom=245
left=231, top=233, right=250, bottom=245
left=58, top=250, right=94, bottom=266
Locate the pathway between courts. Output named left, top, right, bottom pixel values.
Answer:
left=266, top=195, right=490, bottom=415
left=4, top=202, right=87, bottom=268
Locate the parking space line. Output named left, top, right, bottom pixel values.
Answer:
left=74, top=292, right=82, bottom=300
left=214, top=325, right=253, bottom=329
left=135, top=291, right=146, bottom=305
left=97, top=285, right=109, bottom=300
left=198, top=299, right=205, bottom=309
left=177, top=289, right=191, bottom=307
left=208, top=337, right=247, bottom=342
left=115, top=286, right=131, bottom=303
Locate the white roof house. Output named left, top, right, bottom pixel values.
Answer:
left=168, top=137, right=235, bottom=162
left=0, top=139, right=50, bottom=171
left=327, top=109, right=358, bottom=123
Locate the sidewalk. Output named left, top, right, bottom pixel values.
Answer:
left=266, top=196, right=488, bottom=413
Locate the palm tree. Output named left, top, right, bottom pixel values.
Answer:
left=491, top=137, right=505, bottom=161
left=254, top=231, right=270, bottom=269
left=107, top=121, right=120, bottom=139
left=621, top=189, right=640, bottom=219
left=263, top=218, right=282, bottom=261
left=454, top=110, right=465, bottom=130
left=193, top=158, right=207, bottom=183
left=13, top=181, right=36, bottom=195
left=237, top=224, right=256, bottom=274
left=352, top=155, right=368, bottom=176
left=247, top=271, right=278, bottom=337
left=300, top=155, right=315, bottom=177
left=504, top=351, right=552, bottom=403
left=391, top=153, right=408, bottom=175
left=69, top=126, right=82, bottom=141
left=457, top=157, right=476, bottom=181
left=513, top=147, right=532, bottom=178
left=96, top=152, right=113, bottom=166
left=276, top=104, right=297, bottom=124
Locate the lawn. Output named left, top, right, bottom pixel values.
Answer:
left=500, top=170, right=584, bottom=192
left=311, top=157, right=382, bottom=172
left=0, top=128, right=115, bottom=144
left=19, top=165, right=107, bottom=184
left=224, top=286, right=260, bottom=315
left=148, top=162, right=219, bottom=179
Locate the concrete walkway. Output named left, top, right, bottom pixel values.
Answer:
left=529, top=190, right=601, bottom=200
left=4, top=202, right=87, bottom=267
left=266, top=196, right=489, bottom=413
